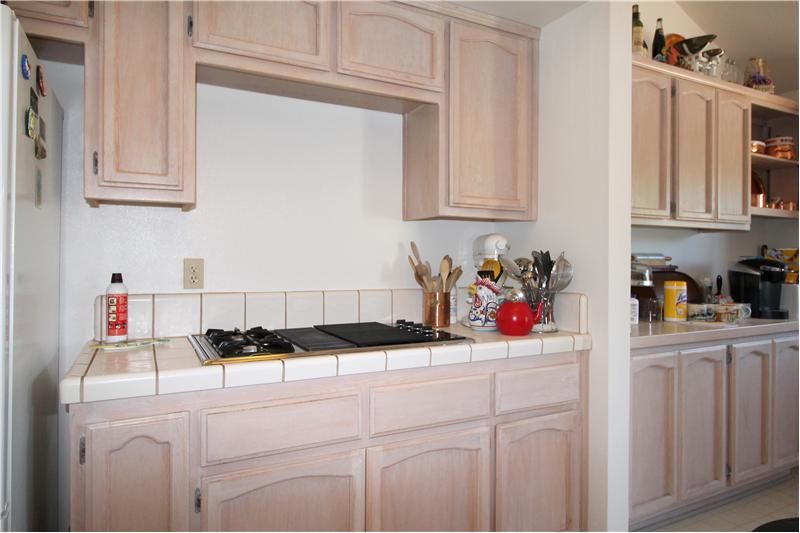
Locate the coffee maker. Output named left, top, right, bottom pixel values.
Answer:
left=729, top=258, right=788, bottom=319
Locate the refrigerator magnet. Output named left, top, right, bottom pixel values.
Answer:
left=24, top=107, right=38, bottom=139
left=34, top=136, right=47, bottom=160
left=36, top=65, right=47, bottom=96
left=29, top=88, right=38, bottom=114
left=20, top=54, right=31, bottom=80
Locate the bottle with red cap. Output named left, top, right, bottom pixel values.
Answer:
left=105, top=273, right=128, bottom=343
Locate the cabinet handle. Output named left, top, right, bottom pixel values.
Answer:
left=187, top=16, right=193, bottom=38
left=92, top=151, right=98, bottom=175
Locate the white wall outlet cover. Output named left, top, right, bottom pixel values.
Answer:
left=183, top=258, right=204, bottom=289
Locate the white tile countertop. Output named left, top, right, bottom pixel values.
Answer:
left=60, top=326, right=592, bottom=404
left=631, top=318, right=798, bottom=350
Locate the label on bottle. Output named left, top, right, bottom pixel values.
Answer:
left=632, top=27, right=645, bottom=56
left=107, top=294, right=128, bottom=337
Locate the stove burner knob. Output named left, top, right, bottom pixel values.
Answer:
left=395, top=320, right=407, bottom=327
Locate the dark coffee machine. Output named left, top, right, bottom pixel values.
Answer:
left=729, top=258, right=788, bottom=319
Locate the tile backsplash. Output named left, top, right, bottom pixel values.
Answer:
left=94, top=289, right=589, bottom=340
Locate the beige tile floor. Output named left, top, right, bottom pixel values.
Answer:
left=655, top=476, right=799, bottom=532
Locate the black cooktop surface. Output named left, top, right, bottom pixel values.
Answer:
left=316, top=321, right=468, bottom=347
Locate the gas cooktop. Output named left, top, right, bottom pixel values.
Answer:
left=188, top=321, right=472, bottom=365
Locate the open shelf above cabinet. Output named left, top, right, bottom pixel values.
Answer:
left=751, top=207, right=799, bottom=219
left=751, top=153, right=799, bottom=171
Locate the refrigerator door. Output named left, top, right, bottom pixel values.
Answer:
left=3, top=8, right=62, bottom=531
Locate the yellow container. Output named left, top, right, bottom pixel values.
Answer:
left=664, top=281, right=688, bottom=322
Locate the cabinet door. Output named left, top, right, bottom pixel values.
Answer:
left=6, top=1, right=89, bottom=27
left=678, top=346, right=727, bottom=500
left=84, top=413, right=190, bottom=531
left=716, top=90, right=751, bottom=222
left=449, top=21, right=533, bottom=216
left=193, top=1, right=331, bottom=70
left=337, top=2, right=445, bottom=90
left=632, top=67, right=671, bottom=218
left=366, top=428, right=491, bottom=531
left=630, top=353, right=678, bottom=521
left=202, top=450, right=365, bottom=531
left=729, top=340, right=772, bottom=484
left=674, top=78, right=716, bottom=221
left=772, top=337, right=799, bottom=469
left=495, top=412, right=580, bottom=532
left=87, top=1, right=195, bottom=207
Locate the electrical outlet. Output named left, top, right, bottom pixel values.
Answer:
left=183, top=258, right=204, bottom=289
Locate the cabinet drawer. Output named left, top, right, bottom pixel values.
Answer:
left=370, top=375, right=490, bottom=436
left=201, top=394, right=361, bottom=465
left=338, top=2, right=445, bottom=90
left=495, top=364, right=579, bottom=414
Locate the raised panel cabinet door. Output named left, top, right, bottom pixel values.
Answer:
left=772, top=337, right=799, bottom=469
left=716, top=90, right=751, bottom=222
left=193, top=1, right=331, bottom=70
left=449, top=21, right=533, bottom=215
left=89, top=1, right=195, bottom=207
left=6, top=1, right=89, bottom=27
left=630, top=352, right=678, bottom=521
left=729, top=340, right=772, bottom=484
left=201, top=450, right=365, bottom=531
left=678, top=346, right=727, bottom=501
left=366, top=428, right=491, bottom=531
left=632, top=66, right=671, bottom=218
left=337, top=2, right=445, bottom=90
left=674, top=78, right=716, bottom=221
left=84, top=412, right=190, bottom=531
left=495, top=411, right=580, bottom=532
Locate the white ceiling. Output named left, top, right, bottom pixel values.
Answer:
left=453, top=1, right=585, bottom=28
left=677, top=1, right=799, bottom=94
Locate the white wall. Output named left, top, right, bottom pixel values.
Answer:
left=497, top=2, right=632, bottom=529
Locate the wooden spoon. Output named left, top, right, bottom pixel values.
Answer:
left=446, top=266, right=463, bottom=292
left=410, top=241, right=422, bottom=266
left=439, top=256, right=450, bottom=292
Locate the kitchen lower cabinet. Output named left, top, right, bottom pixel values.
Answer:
left=6, top=1, right=89, bottom=27
left=771, top=337, right=799, bottom=469
left=678, top=346, right=727, bottom=500
left=632, top=66, right=672, bottom=218
left=630, top=352, right=679, bottom=521
left=201, top=451, right=365, bottom=531
left=365, top=428, right=491, bottom=531
left=82, top=412, right=190, bottom=531
left=192, top=1, right=331, bottom=71
left=495, top=412, right=580, bottom=532
left=85, top=1, right=195, bottom=209
left=729, top=340, right=772, bottom=484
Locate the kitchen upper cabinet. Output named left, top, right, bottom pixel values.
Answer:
left=772, top=337, right=799, bottom=469
left=729, top=340, right=772, bottom=485
left=85, top=1, right=195, bottom=208
left=447, top=21, right=534, bottom=218
left=632, top=66, right=671, bottom=218
left=495, top=412, right=580, bottom=532
left=678, top=346, right=727, bottom=500
left=6, top=1, right=89, bottom=27
left=83, top=413, right=189, bottom=531
left=193, top=1, right=331, bottom=71
left=674, top=78, right=716, bottom=221
left=337, top=2, right=445, bottom=91
left=716, top=90, right=751, bottom=222
left=201, top=451, right=365, bottom=531
left=630, top=352, right=678, bottom=521
left=366, top=428, right=491, bottom=531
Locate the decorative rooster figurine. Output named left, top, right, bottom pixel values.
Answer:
left=468, top=277, right=502, bottom=331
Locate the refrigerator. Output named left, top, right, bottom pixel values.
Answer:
left=0, top=5, right=63, bottom=531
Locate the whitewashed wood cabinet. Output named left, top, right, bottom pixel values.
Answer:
left=495, top=411, right=581, bottom=532
left=201, top=451, right=365, bottom=531
left=630, top=352, right=679, bottom=521
left=716, top=90, right=751, bottom=222
left=70, top=352, right=587, bottom=531
left=771, top=337, right=799, bottom=469
left=677, top=346, right=727, bottom=500
left=84, top=1, right=196, bottom=209
left=6, top=0, right=90, bottom=27
left=81, top=413, right=190, bottom=531
left=632, top=66, right=672, bottom=218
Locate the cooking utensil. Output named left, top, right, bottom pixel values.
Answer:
left=410, top=241, right=422, bottom=266
left=446, top=266, right=462, bottom=292
left=500, top=254, right=522, bottom=280
left=440, top=257, right=450, bottom=291
left=548, top=253, right=573, bottom=292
